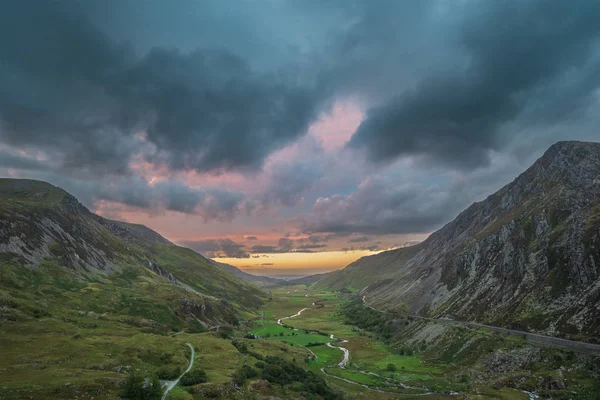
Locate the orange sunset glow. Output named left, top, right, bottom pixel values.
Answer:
left=214, top=249, right=384, bottom=276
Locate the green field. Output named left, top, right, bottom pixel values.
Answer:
left=251, top=322, right=331, bottom=346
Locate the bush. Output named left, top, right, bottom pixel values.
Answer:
left=259, top=356, right=343, bottom=400
left=231, top=340, right=248, bottom=354
left=180, top=369, right=207, bottom=386
left=386, top=363, right=397, bottom=372
left=121, top=374, right=162, bottom=399
left=155, top=365, right=180, bottom=380
left=232, top=365, right=257, bottom=385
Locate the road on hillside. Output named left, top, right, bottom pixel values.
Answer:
left=361, top=297, right=600, bottom=355
left=161, top=343, right=195, bottom=400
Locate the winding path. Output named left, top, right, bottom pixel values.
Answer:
left=161, top=343, right=195, bottom=400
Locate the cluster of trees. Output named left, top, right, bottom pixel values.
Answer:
left=180, top=369, right=207, bottom=386
left=120, top=375, right=162, bottom=400
left=155, top=365, right=180, bottom=380
left=339, top=300, right=396, bottom=340
left=233, top=357, right=343, bottom=400
left=121, top=367, right=208, bottom=399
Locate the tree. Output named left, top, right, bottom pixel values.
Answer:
left=121, top=373, right=144, bottom=399
left=156, top=365, right=180, bottom=380
left=180, top=369, right=207, bottom=386
left=146, top=377, right=162, bottom=400
left=121, top=373, right=163, bottom=399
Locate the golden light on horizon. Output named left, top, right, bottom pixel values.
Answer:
left=213, top=249, right=388, bottom=276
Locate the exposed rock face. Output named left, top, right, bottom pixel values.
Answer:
left=0, top=193, right=115, bottom=271
left=146, top=261, right=177, bottom=283
left=326, top=141, right=600, bottom=339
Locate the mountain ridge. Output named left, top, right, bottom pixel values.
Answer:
left=316, top=140, right=600, bottom=341
left=0, top=178, right=265, bottom=328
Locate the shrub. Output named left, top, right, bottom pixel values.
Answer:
left=386, top=363, right=397, bottom=372
left=180, top=369, right=207, bottom=386
left=121, top=374, right=162, bottom=399
left=156, top=365, right=180, bottom=380
left=232, top=365, right=257, bottom=385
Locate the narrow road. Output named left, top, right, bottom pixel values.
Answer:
left=361, top=297, right=600, bottom=354
left=161, top=343, right=195, bottom=400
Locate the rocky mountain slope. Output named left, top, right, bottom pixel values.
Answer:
left=0, top=179, right=265, bottom=328
left=316, top=141, right=600, bottom=341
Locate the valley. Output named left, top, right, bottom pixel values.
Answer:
left=2, top=142, right=600, bottom=399
left=1, top=0, right=600, bottom=395
left=246, top=285, right=599, bottom=400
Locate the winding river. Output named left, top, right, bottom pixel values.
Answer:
left=275, top=306, right=436, bottom=396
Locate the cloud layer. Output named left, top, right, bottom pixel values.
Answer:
left=1, top=0, right=600, bottom=258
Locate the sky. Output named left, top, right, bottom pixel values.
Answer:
left=1, top=0, right=599, bottom=276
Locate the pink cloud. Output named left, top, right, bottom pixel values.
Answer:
left=309, top=100, right=364, bottom=151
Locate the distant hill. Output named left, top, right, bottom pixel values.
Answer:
left=284, top=272, right=332, bottom=286
left=0, top=179, right=265, bottom=329
left=211, top=260, right=283, bottom=284
left=316, top=141, right=600, bottom=341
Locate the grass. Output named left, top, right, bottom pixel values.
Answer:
left=326, top=367, right=385, bottom=386
left=168, top=386, right=193, bottom=399
left=250, top=322, right=330, bottom=346
left=374, top=353, right=442, bottom=375
left=307, top=344, right=344, bottom=370
left=248, top=286, right=466, bottom=396
left=0, top=255, right=258, bottom=399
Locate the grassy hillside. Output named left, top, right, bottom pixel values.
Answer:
left=0, top=179, right=269, bottom=398
left=314, top=244, right=423, bottom=292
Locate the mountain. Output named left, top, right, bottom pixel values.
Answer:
left=316, top=141, right=600, bottom=341
left=284, top=272, right=332, bottom=285
left=211, top=260, right=283, bottom=284
left=0, top=178, right=265, bottom=330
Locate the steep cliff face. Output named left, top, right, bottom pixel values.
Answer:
left=322, top=141, right=600, bottom=340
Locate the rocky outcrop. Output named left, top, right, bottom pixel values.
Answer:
left=145, top=261, right=177, bottom=283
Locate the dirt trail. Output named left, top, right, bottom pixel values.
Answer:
left=161, top=343, right=195, bottom=400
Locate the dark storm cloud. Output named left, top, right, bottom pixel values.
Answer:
left=0, top=151, right=49, bottom=172
left=307, top=235, right=330, bottom=243
left=97, top=180, right=244, bottom=218
left=30, top=173, right=245, bottom=220
left=3, top=0, right=598, bottom=177
left=347, top=0, right=600, bottom=168
left=179, top=238, right=249, bottom=258
left=278, top=238, right=294, bottom=251
left=3, top=0, right=600, bottom=241
left=348, top=236, right=371, bottom=243
left=299, top=178, right=467, bottom=235
left=0, top=0, right=330, bottom=175
left=298, top=243, right=327, bottom=250
left=251, top=245, right=278, bottom=253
